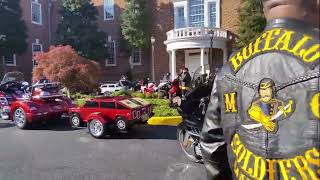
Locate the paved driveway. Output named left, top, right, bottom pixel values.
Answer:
left=0, top=120, right=206, bottom=180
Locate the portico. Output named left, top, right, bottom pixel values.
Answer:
left=164, top=27, right=233, bottom=79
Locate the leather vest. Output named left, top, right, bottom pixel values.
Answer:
left=200, top=19, right=319, bottom=180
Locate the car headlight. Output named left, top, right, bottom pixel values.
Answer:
left=0, top=97, right=8, bottom=106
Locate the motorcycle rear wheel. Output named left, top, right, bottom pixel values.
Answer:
left=177, top=126, right=202, bottom=163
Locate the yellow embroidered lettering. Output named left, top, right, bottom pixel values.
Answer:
left=288, top=35, right=312, bottom=56
left=224, top=92, right=237, bottom=113
left=252, top=36, right=263, bottom=55
left=305, top=148, right=320, bottom=166
left=272, top=30, right=295, bottom=51
left=253, top=155, right=266, bottom=180
left=293, top=156, right=317, bottom=180
left=230, top=52, right=244, bottom=72
left=278, top=159, right=293, bottom=180
left=263, top=29, right=281, bottom=51
left=302, top=44, right=320, bottom=63
left=242, top=43, right=253, bottom=60
left=240, top=149, right=254, bottom=176
left=266, top=159, right=277, bottom=180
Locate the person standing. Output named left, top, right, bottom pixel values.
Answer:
left=180, top=68, right=192, bottom=96
left=200, top=0, right=319, bottom=179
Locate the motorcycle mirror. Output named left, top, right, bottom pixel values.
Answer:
left=22, top=81, right=29, bottom=86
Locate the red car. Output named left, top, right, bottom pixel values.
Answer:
left=68, top=96, right=152, bottom=138
left=10, top=83, right=75, bottom=129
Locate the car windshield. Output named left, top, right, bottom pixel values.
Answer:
left=1, top=71, right=24, bottom=84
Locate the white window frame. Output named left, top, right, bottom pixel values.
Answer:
left=32, top=42, right=43, bottom=67
left=204, top=0, right=220, bottom=28
left=3, top=54, right=17, bottom=66
left=130, top=48, right=142, bottom=66
left=104, top=0, right=115, bottom=21
left=31, top=0, right=42, bottom=25
left=188, top=0, right=205, bottom=27
left=173, top=1, right=188, bottom=29
left=105, top=41, right=116, bottom=66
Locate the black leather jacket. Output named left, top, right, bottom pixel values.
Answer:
left=200, top=19, right=319, bottom=180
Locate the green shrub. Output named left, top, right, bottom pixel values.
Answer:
left=144, top=93, right=153, bottom=99
left=112, top=90, right=132, bottom=97
left=131, top=92, right=145, bottom=98
left=143, top=98, right=179, bottom=117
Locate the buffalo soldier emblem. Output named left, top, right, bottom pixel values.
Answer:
left=243, top=78, right=294, bottom=133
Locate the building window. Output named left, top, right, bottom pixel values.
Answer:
left=131, top=48, right=141, bottom=65
left=175, top=7, right=185, bottom=29
left=31, top=0, right=42, bottom=25
left=208, top=1, right=217, bottom=27
left=3, top=54, right=16, bottom=66
left=32, top=43, right=43, bottom=66
left=189, top=0, right=204, bottom=27
left=104, top=0, right=114, bottom=20
left=106, top=41, right=116, bottom=66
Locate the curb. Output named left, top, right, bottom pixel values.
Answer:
left=147, top=116, right=182, bottom=126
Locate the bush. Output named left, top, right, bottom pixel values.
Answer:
left=143, top=98, right=179, bottom=117
left=144, top=92, right=153, bottom=99
left=131, top=92, right=145, bottom=98
left=112, top=90, right=132, bottom=97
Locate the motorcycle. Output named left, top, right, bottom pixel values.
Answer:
left=0, top=72, right=30, bottom=120
left=174, top=65, right=214, bottom=163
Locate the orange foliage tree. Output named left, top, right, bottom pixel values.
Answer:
left=33, top=45, right=101, bottom=93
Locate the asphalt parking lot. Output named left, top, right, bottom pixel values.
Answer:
left=0, top=120, right=206, bottom=180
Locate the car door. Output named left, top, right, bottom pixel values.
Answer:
left=100, top=101, right=116, bottom=120
left=81, top=101, right=99, bottom=120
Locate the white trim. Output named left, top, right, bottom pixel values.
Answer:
left=104, top=0, right=115, bottom=21
left=130, top=48, right=142, bottom=66
left=32, top=42, right=43, bottom=67
left=3, top=54, right=17, bottom=66
left=31, top=0, right=42, bottom=25
left=105, top=41, right=116, bottom=66
left=205, top=0, right=220, bottom=28
left=173, top=1, right=188, bottom=29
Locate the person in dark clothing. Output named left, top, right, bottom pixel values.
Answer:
left=200, top=0, right=319, bottom=179
left=180, top=68, right=192, bottom=96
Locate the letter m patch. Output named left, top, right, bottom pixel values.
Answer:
left=224, top=92, right=237, bottom=113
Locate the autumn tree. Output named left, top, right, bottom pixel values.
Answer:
left=33, top=45, right=101, bottom=93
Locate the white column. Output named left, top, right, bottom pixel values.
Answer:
left=223, top=48, right=228, bottom=64
left=171, top=50, right=176, bottom=80
left=200, top=48, right=205, bottom=73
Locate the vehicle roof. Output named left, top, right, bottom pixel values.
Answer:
left=86, top=96, right=150, bottom=109
left=90, top=96, right=128, bottom=102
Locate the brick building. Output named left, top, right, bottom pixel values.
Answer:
left=3, top=0, right=240, bottom=83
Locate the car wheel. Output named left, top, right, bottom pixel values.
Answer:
left=69, top=113, right=82, bottom=128
left=116, top=117, right=127, bottom=131
left=13, top=108, right=29, bottom=129
left=88, top=119, right=106, bottom=139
